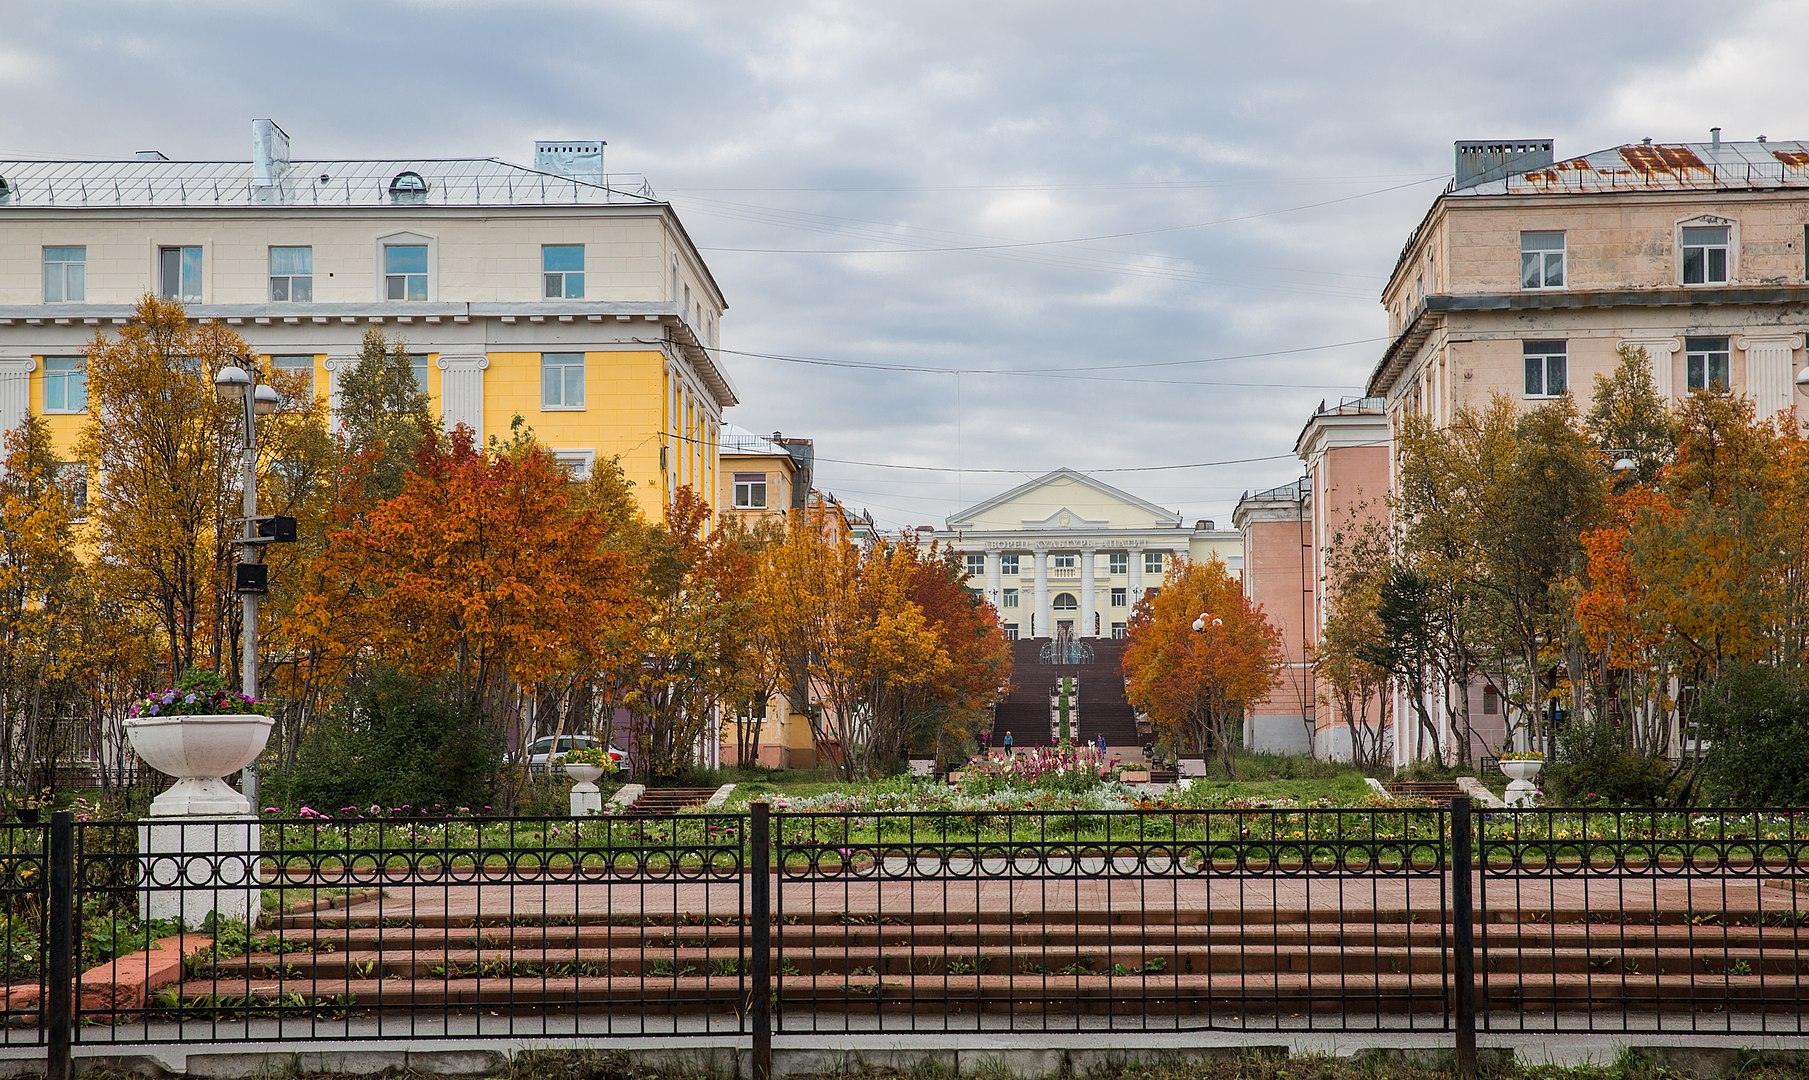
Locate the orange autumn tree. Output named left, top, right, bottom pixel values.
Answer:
left=1122, top=555, right=1284, bottom=777
left=896, top=537, right=1013, bottom=765
left=300, top=424, right=640, bottom=756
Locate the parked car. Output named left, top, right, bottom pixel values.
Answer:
left=524, top=735, right=626, bottom=776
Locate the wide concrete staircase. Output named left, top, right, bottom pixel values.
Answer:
left=169, top=900, right=1807, bottom=1021
left=990, top=638, right=1139, bottom=750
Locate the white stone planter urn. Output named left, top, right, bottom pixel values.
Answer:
left=1500, top=758, right=1544, bottom=808
left=565, top=761, right=606, bottom=816
left=125, top=713, right=273, bottom=817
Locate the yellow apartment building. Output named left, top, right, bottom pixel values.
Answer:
left=0, top=120, right=734, bottom=516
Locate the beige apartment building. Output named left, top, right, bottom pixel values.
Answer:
left=717, top=426, right=814, bottom=527
left=0, top=120, right=734, bottom=517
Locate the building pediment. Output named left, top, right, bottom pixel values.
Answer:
left=946, top=467, right=1184, bottom=532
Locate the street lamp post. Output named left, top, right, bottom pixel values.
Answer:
left=213, top=362, right=280, bottom=806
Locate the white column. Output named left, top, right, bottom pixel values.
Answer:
left=1619, top=337, right=1680, bottom=400
left=0, top=355, right=37, bottom=433
left=1079, top=549, right=1097, bottom=638
left=985, top=550, right=1002, bottom=605
left=1126, top=545, right=1144, bottom=602
left=322, top=354, right=358, bottom=424
left=437, top=354, right=490, bottom=440
left=1032, top=548, right=1050, bottom=639
left=1737, top=334, right=1803, bottom=418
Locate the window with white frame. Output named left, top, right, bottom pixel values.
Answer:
left=408, top=354, right=430, bottom=393
left=43, top=357, right=86, bottom=413
left=733, top=472, right=768, bottom=509
left=384, top=243, right=429, bottom=300
left=1520, top=231, right=1565, bottom=289
left=1000, top=554, right=1019, bottom=575
left=1111, top=587, right=1127, bottom=607
left=551, top=449, right=596, bottom=479
left=1523, top=340, right=1568, bottom=398
left=1052, top=592, right=1078, bottom=611
left=1681, top=225, right=1731, bottom=285
left=964, top=553, right=985, bottom=576
left=1111, top=622, right=1127, bottom=639
left=1004, top=625, right=1019, bottom=641
left=55, top=462, right=87, bottom=520
left=543, top=244, right=584, bottom=299
left=158, top=246, right=202, bottom=302
left=1108, top=552, right=1127, bottom=575
left=1053, top=554, right=1076, bottom=573
left=1685, top=336, right=1731, bottom=392
left=968, top=588, right=984, bottom=603
left=541, top=353, right=585, bottom=410
left=269, top=246, right=312, bottom=301
left=43, top=247, right=85, bottom=302
left=1143, top=551, right=1164, bottom=576
left=270, top=355, right=315, bottom=405
left=1002, top=588, right=1019, bottom=609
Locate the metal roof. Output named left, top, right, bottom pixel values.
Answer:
left=0, top=157, right=660, bottom=208
left=720, top=424, right=790, bottom=457
left=1451, top=141, right=1809, bottom=195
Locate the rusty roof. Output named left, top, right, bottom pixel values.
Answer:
left=1450, top=141, right=1809, bottom=195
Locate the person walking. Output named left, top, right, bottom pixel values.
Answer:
left=1003, top=731, right=1014, bottom=754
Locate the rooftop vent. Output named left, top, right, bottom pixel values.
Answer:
left=1453, top=139, right=1554, bottom=189
left=251, top=119, right=290, bottom=190
left=534, top=140, right=606, bottom=186
left=134, top=150, right=169, bottom=162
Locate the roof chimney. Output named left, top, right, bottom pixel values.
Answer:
left=534, top=140, right=606, bottom=186
left=1711, top=126, right=1722, bottom=149
left=1453, top=140, right=1554, bottom=189
left=251, top=119, right=290, bottom=195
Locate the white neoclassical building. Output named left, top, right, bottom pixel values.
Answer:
left=936, top=469, right=1241, bottom=640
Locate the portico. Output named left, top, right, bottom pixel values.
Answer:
left=938, top=468, right=1241, bottom=640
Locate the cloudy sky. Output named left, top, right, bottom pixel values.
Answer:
left=3, top=0, right=1803, bottom=531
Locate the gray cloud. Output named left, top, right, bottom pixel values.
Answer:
left=0, top=0, right=1782, bottom=528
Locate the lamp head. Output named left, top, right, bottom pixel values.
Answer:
left=213, top=364, right=251, bottom=401
left=252, top=384, right=281, bottom=416
left=1612, top=456, right=1636, bottom=475
left=1797, top=364, right=1809, bottom=388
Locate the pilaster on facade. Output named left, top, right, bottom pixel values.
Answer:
left=0, top=353, right=37, bottom=433
left=1736, top=334, right=1804, bottom=418
left=1618, top=337, right=1681, bottom=400
left=436, top=354, right=490, bottom=440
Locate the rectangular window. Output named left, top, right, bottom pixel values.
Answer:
left=1482, top=686, right=1500, bottom=716
left=384, top=244, right=429, bottom=301
left=964, top=553, right=985, bottom=576
left=1053, top=554, right=1076, bottom=573
left=55, top=463, right=87, bottom=520
left=552, top=449, right=596, bottom=479
left=271, top=355, right=315, bottom=404
left=543, top=244, right=585, bottom=299
left=967, top=588, right=984, bottom=603
left=43, top=246, right=85, bottom=302
left=1143, top=551, right=1164, bottom=576
left=1111, top=622, right=1128, bottom=639
left=733, top=472, right=768, bottom=510
left=1681, top=225, right=1730, bottom=285
left=408, top=354, right=430, bottom=393
left=42, top=357, right=87, bottom=413
left=1000, top=554, right=1019, bottom=576
left=1111, top=587, right=1127, bottom=607
left=1108, top=552, right=1127, bottom=575
left=158, top=245, right=202, bottom=302
left=1523, top=340, right=1568, bottom=398
left=1686, top=336, right=1731, bottom=392
left=1519, top=231, right=1565, bottom=289
left=1002, top=588, right=1019, bottom=609
left=268, top=246, right=313, bottom=302
left=540, top=352, right=585, bottom=410
left=1004, top=625, right=1019, bottom=642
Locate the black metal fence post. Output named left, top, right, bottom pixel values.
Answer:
left=749, top=802, right=772, bottom=1080
left=1450, top=797, right=1477, bottom=1080
left=45, top=811, right=74, bottom=1080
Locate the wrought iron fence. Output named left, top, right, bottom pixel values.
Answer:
left=3, top=799, right=1808, bottom=1080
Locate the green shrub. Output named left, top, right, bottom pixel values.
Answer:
left=1543, top=716, right=1683, bottom=806
left=268, top=669, right=499, bottom=812
left=1694, top=665, right=1809, bottom=807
